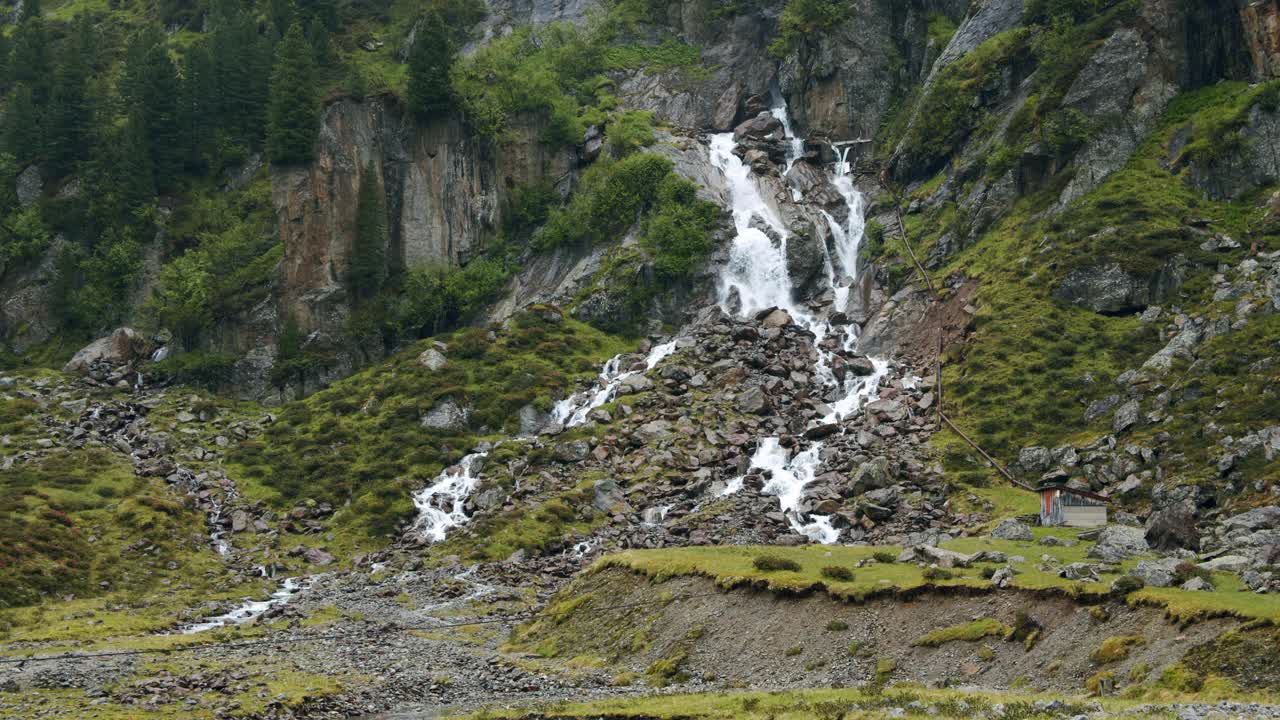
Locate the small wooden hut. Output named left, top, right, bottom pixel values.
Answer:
left=1038, top=482, right=1108, bottom=527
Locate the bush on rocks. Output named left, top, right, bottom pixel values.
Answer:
left=820, top=565, right=855, bottom=581
left=753, top=555, right=802, bottom=572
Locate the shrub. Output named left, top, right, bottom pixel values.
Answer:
left=1006, top=612, right=1042, bottom=650
left=922, top=567, right=954, bottom=581
left=1110, top=573, right=1146, bottom=597
left=768, top=0, right=851, bottom=57
left=1173, top=561, right=1215, bottom=588
left=872, top=550, right=897, bottom=564
left=825, top=620, right=849, bottom=632
left=1085, top=670, right=1116, bottom=695
left=820, top=565, right=855, bottom=582
left=1092, top=635, right=1144, bottom=664
left=753, top=555, right=802, bottom=572
left=153, top=351, right=239, bottom=389
left=784, top=645, right=803, bottom=656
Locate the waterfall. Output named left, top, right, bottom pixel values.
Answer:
left=708, top=101, right=894, bottom=544
left=550, top=339, right=679, bottom=429
left=179, top=577, right=308, bottom=634
left=411, top=452, right=489, bottom=542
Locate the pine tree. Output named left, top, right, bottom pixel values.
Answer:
left=11, top=17, right=50, bottom=103
left=19, top=0, right=41, bottom=23
left=349, top=160, right=387, bottom=298
left=268, top=0, right=297, bottom=39
left=307, top=17, right=331, bottom=66
left=209, top=0, right=270, bottom=148
left=266, top=23, right=318, bottom=165
left=406, top=11, right=453, bottom=118
left=181, top=42, right=217, bottom=169
left=122, top=26, right=183, bottom=188
left=2, top=84, right=42, bottom=166
left=45, top=20, right=94, bottom=178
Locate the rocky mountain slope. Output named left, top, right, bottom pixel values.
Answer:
left=3, top=0, right=1280, bottom=718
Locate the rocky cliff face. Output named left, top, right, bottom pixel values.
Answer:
left=273, top=98, right=574, bottom=335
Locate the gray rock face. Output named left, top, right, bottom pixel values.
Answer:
left=420, top=399, right=470, bottom=431
left=1053, top=260, right=1184, bottom=315
left=1087, top=524, right=1150, bottom=562
left=991, top=518, right=1033, bottom=542
left=1223, top=506, right=1280, bottom=533
left=1190, top=105, right=1280, bottom=199
left=517, top=404, right=548, bottom=436
left=16, top=164, right=41, bottom=208
left=1063, top=30, right=1150, bottom=118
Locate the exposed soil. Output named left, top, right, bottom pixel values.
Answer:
left=521, top=567, right=1240, bottom=694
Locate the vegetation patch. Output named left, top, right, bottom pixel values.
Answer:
left=912, top=618, right=1013, bottom=647
left=1091, top=635, right=1145, bottom=664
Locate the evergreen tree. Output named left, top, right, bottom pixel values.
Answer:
left=19, top=0, right=41, bottom=23
left=2, top=84, right=42, bottom=166
left=306, top=17, right=331, bottom=66
left=268, top=0, right=297, bottom=39
left=299, top=0, right=338, bottom=31
left=122, top=26, right=184, bottom=188
left=209, top=0, right=270, bottom=148
left=11, top=17, right=50, bottom=103
left=180, top=42, right=218, bottom=169
left=45, top=20, right=95, bottom=177
left=406, top=11, right=452, bottom=117
left=266, top=23, right=318, bottom=165
left=349, top=161, right=387, bottom=298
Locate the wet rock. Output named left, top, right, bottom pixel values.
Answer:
left=991, top=519, right=1033, bottom=542
left=760, top=308, right=793, bottom=328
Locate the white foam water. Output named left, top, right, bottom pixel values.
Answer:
left=550, top=340, right=679, bottom=428
left=707, top=102, right=897, bottom=544
left=411, top=452, right=489, bottom=542
left=180, top=577, right=307, bottom=634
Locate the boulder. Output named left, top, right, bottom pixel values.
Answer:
left=420, top=399, right=470, bottom=431
left=304, top=548, right=335, bottom=565
left=1087, top=524, right=1149, bottom=562
left=991, top=518, right=1033, bottom=542
left=920, top=545, right=974, bottom=569
left=1199, top=555, right=1250, bottom=572
left=417, top=348, right=448, bottom=371
left=1113, top=400, right=1140, bottom=434
left=736, top=386, right=771, bottom=415
left=1059, top=562, right=1102, bottom=582
left=760, top=309, right=793, bottom=329
left=592, top=479, right=631, bottom=515
left=1131, top=558, right=1179, bottom=587
left=64, top=328, right=150, bottom=374
left=1181, top=576, right=1214, bottom=592
left=1223, top=506, right=1280, bottom=534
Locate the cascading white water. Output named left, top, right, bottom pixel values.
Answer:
left=709, top=102, right=895, bottom=544
left=550, top=340, right=679, bottom=429
left=179, top=577, right=308, bottom=634
left=411, top=452, right=489, bottom=542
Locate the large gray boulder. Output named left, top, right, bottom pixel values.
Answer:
left=420, top=399, right=470, bottom=431
left=1087, top=525, right=1150, bottom=562
left=1131, top=558, right=1179, bottom=588
left=991, top=518, right=1033, bottom=542
left=64, top=327, right=151, bottom=374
